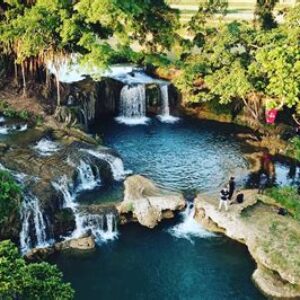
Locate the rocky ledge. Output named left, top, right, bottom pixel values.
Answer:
left=194, top=190, right=300, bottom=299
left=117, top=175, right=185, bottom=228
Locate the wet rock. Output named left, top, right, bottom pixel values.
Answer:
left=55, top=236, right=96, bottom=251
left=118, top=175, right=185, bottom=228
left=53, top=208, right=76, bottom=238
left=25, top=247, right=56, bottom=262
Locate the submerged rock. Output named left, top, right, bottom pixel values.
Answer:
left=118, top=175, right=185, bottom=228
left=194, top=190, right=300, bottom=299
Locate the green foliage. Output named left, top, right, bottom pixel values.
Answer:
left=0, top=240, right=74, bottom=299
left=0, top=101, right=30, bottom=121
left=206, top=61, right=252, bottom=104
left=0, top=170, right=21, bottom=226
left=255, top=0, right=279, bottom=30
left=289, top=136, right=300, bottom=161
left=265, top=186, right=300, bottom=221
left=173, top=3, right=300, bottom=124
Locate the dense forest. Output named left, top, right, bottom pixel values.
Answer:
left=0, top=0, right=299, bottom=126
left=0, top=1, right=300, bottom=299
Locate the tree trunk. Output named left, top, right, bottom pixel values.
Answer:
left=55, top=70, right=61, bottom=106
left=242, top=97, right=258, bottom=121
left=21, top=62, right=27, bottom=97
left=14, top=61, right=18, bottom=87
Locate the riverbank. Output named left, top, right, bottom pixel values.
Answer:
left=194, top=190, right=300, bottom=299
left=183, top=105, right=297, bottom=160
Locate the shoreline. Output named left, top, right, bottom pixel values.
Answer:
left=194, top=190, right=300, bottom=299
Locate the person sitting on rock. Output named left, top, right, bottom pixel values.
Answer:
left=219, top=186, right=229, bottom=212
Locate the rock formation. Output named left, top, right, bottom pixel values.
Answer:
left=194, top=190, right=300, bottom=299
left=118, top=175, right=185, bottom=228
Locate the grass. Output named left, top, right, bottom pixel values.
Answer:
left=265, top=186, right=300, bottom=221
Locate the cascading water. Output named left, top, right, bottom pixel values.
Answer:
left=0, top=123, right=28, bottom=135
left=115, top=84, right=149, bottom=125
left=33, top=138, right=61, bottom=156
left=0, top=164, right=50, bottom=253
left=82, top=149, right=127, bottom=181
left=158, top=84, right=180, bottom=123
left=20, top=193, right=50, bottom=253
left=52, top=157, right=119, bottom=242
left=76, top=160, right=101, bottom=192
left=168, top=202, right=215, bottom=242
left=75, top=213, right=118, bottom=243
left=52, top=175, right=76, bottom=209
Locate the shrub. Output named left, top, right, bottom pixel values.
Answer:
left=0, top=170, right=21, bottom=226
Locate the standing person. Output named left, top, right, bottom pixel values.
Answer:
left=258, top=173, right=268, bottom=194
left=228, top=177, right=236, bottom=201
left=219, top=186, right=229, bottom=212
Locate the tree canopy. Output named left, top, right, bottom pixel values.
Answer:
left=0, top=240, right=74, bottom=299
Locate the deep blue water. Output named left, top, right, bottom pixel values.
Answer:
left=52, top=117, right=269, bottom=299
left=99, top=117, right=249, bottom=194
left=53, top=221, right=265, bottom=300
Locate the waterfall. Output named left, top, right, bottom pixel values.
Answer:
left=168, top=202, right=215, bottom=242
left=115, top=84, right=149, bottom=125
left=0, top=123, right=28, bottom=135
left=75, top=213, right=118, bottom=243
left=158, top=84, right=179, bottom=123
left=52, top=159, right=119, bottom=242
left=52, top=176, right=76, bottom=209
left=82, top=149, right=126, bottom=181
left=33, top=138, right=60, bottom=156
left=20, top=193, right=50, bottom=253
left=53, top=176, right=119, bottom=242
left=76, top=160, right=101, bottom=192
left=0, top=165, right=50, bottom=253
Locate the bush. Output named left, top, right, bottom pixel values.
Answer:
left=0, top=170, right=21, bottom=226
left=265, top=186, right=300, bottom=221
left=0, top=240, right=74, bottom=299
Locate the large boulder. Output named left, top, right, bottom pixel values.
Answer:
left=117, top=175, right=185, bottom=228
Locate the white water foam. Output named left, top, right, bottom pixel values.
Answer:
left=0, top=116, right=5, bottom=123
left=74, top=213, right=118, bottom=243
left=157, top=84, right=180, bottom=124
left=82, top=149, right=126, bottom=181
left=33, top=138, right=61, bottom=156
left=20, top=193, right=50, bottom=253
left=17, top=124, right=28, bottom=132
left=76, top=160, right=101, bottom=192
left=0, top=124, right=28, bottom=134
left=168, top=203, right=216, bottom=242
left=115, top=116, right=150, bottom=126
left=0, top=126, right=9, bottom=134
left=52, top=166, right=118, bottom=243
left=115, top=84, right=150, bottom=126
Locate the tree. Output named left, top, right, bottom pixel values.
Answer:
left=0, top=170, right=21, bottom=227
left=187, top=0, right=228, bottom=47
left=255, top=0, right=279, bottom=29
left=0, top=240, right=74, bottom=299
left=206, top=61, right=261, bottom=120
left=250, top=6, right=300, bottom=110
